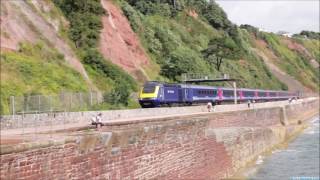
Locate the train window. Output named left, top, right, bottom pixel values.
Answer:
left=223, top=90, right=234, bottom=97
left=258, top=92, right=265, bottom=97
left=244, top=91, right=255, bottom=97
left=269, top=92, right=276, bottom=97
left=143, top=85, right=156, bottom=93
left=280, top=92, right=287, bottom=96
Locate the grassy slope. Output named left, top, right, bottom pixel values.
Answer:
left=261, top=33, right=319, bottom=91
left=0, top=42, right=88, bottom=114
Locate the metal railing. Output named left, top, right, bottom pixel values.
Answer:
left=9, top=91, right=103, bottom=115
left=181, top=73, right=230, bottom=82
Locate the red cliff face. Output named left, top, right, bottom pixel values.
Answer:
left=99, top=0, right=151, bottom=81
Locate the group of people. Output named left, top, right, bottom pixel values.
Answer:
left=247, top=100, right=256, bottom=108
left=207, top=100, right=256, bottom=112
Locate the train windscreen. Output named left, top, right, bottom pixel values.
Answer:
left=143, top=84, right=156, bottom=93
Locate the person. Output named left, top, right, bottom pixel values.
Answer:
left=252, top=100, right=256, bottom=108
left=207, top=102, right=212, bottom=112
left=247, top=100, right=251, bottom=108
left=91, top=113, right=103, bottom=128
left=212, top=102, right=216, bottom=112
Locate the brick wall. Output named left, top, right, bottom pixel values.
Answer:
left=0, top=99, right=318, bottom=179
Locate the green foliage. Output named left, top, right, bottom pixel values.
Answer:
left=262, top=32, right=319, bottom=91
left=53, top=0, right=137, bottom=106
left=0, top=42, right=88, bottom=114
left=53, top=0, right=105, bottom=49
left=104, top=82, right=131, bottom=105
left=294, top=30, right=320, bottom=40
left=239, top=24, right=260, bottom=38
left=161, top=47, right=210, bottom=81
left=118, top=0, right=288, bottom=91
left=82, top=48, right=137, bottom=91
left=202, top=35, right=241, bottom=71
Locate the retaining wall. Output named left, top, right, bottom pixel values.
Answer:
left=1, top=98, right=317, bottom=130
left=0, top=99, right=318, bottom=179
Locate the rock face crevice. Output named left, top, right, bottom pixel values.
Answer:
left=99, top=0, right=151, bottom=81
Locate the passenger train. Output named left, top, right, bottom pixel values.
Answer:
left=138, top=81, right=299, bottom=108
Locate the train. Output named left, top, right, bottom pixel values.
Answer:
left=138, top=81, right=299, bottom=108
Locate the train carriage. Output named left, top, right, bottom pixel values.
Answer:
left=138, top=81, right=298, bottom=108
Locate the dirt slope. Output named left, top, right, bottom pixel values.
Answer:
left=99, top=0, right=151, bottom=81
left=0, top=0, right=89, bottom=81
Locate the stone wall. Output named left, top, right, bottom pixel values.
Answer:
left=0, top=99, right=318, bottom=179
left=0, top=106, right=207, bottom=130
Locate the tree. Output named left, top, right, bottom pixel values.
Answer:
left=202, top=36, right=240, bottom=71
left=299, top=30, right=320, bottom=40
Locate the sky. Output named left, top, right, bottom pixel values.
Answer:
left=215, top=0, right=320, bottom=33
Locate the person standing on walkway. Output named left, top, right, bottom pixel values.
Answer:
left=252, top=100, right=256, bottom=108
left=247, top=100, right=251, bottom=108
left=207, top=102, right=212, bottom=112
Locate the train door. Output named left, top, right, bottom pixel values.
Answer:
left=178, top=88, right=183, bottom=102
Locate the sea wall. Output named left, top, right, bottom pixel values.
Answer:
left=1, top=98, right=316, bottom=130
left=0, top=99, right=318, bottom=179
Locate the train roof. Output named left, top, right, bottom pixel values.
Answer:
left=144, top=81, right=290, bottom=92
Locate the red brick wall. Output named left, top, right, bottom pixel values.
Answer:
left=1, top=100, right=318, bottom=179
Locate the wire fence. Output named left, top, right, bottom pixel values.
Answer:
left=9, top=91, right=103, bottom=115
left=181, top=73, right=230, bottom=82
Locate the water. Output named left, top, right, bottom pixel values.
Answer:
left=247, top=116, right=320, bottom=180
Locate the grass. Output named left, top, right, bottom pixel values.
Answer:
left=262, top=33, right=319, bottom=91
left=0, top=42, right=89, bottom=114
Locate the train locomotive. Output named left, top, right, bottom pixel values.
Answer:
left=138, top=81, right=299, bottom=108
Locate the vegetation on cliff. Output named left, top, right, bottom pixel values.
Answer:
left=0, top=42, right=88, bottom=114
left=53, top=0, right=137, bottom=106
left=118, top=0, right=288, bottom=89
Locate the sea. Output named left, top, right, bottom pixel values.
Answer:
left=246, top=116, right=320, bottom=180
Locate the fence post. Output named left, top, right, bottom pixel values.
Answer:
left=233, top=81, right=237, bottom=104
left=10, top=96, right=15, bottom=117
left=70, top=93, right=72, bottom=111
left=79, top=92, right=83, bottom=109
left=22, top=110, right=24, bottom=137
left=38, top=95, right=41, bottom=113
left=90, top=91, right=93, bottom=107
